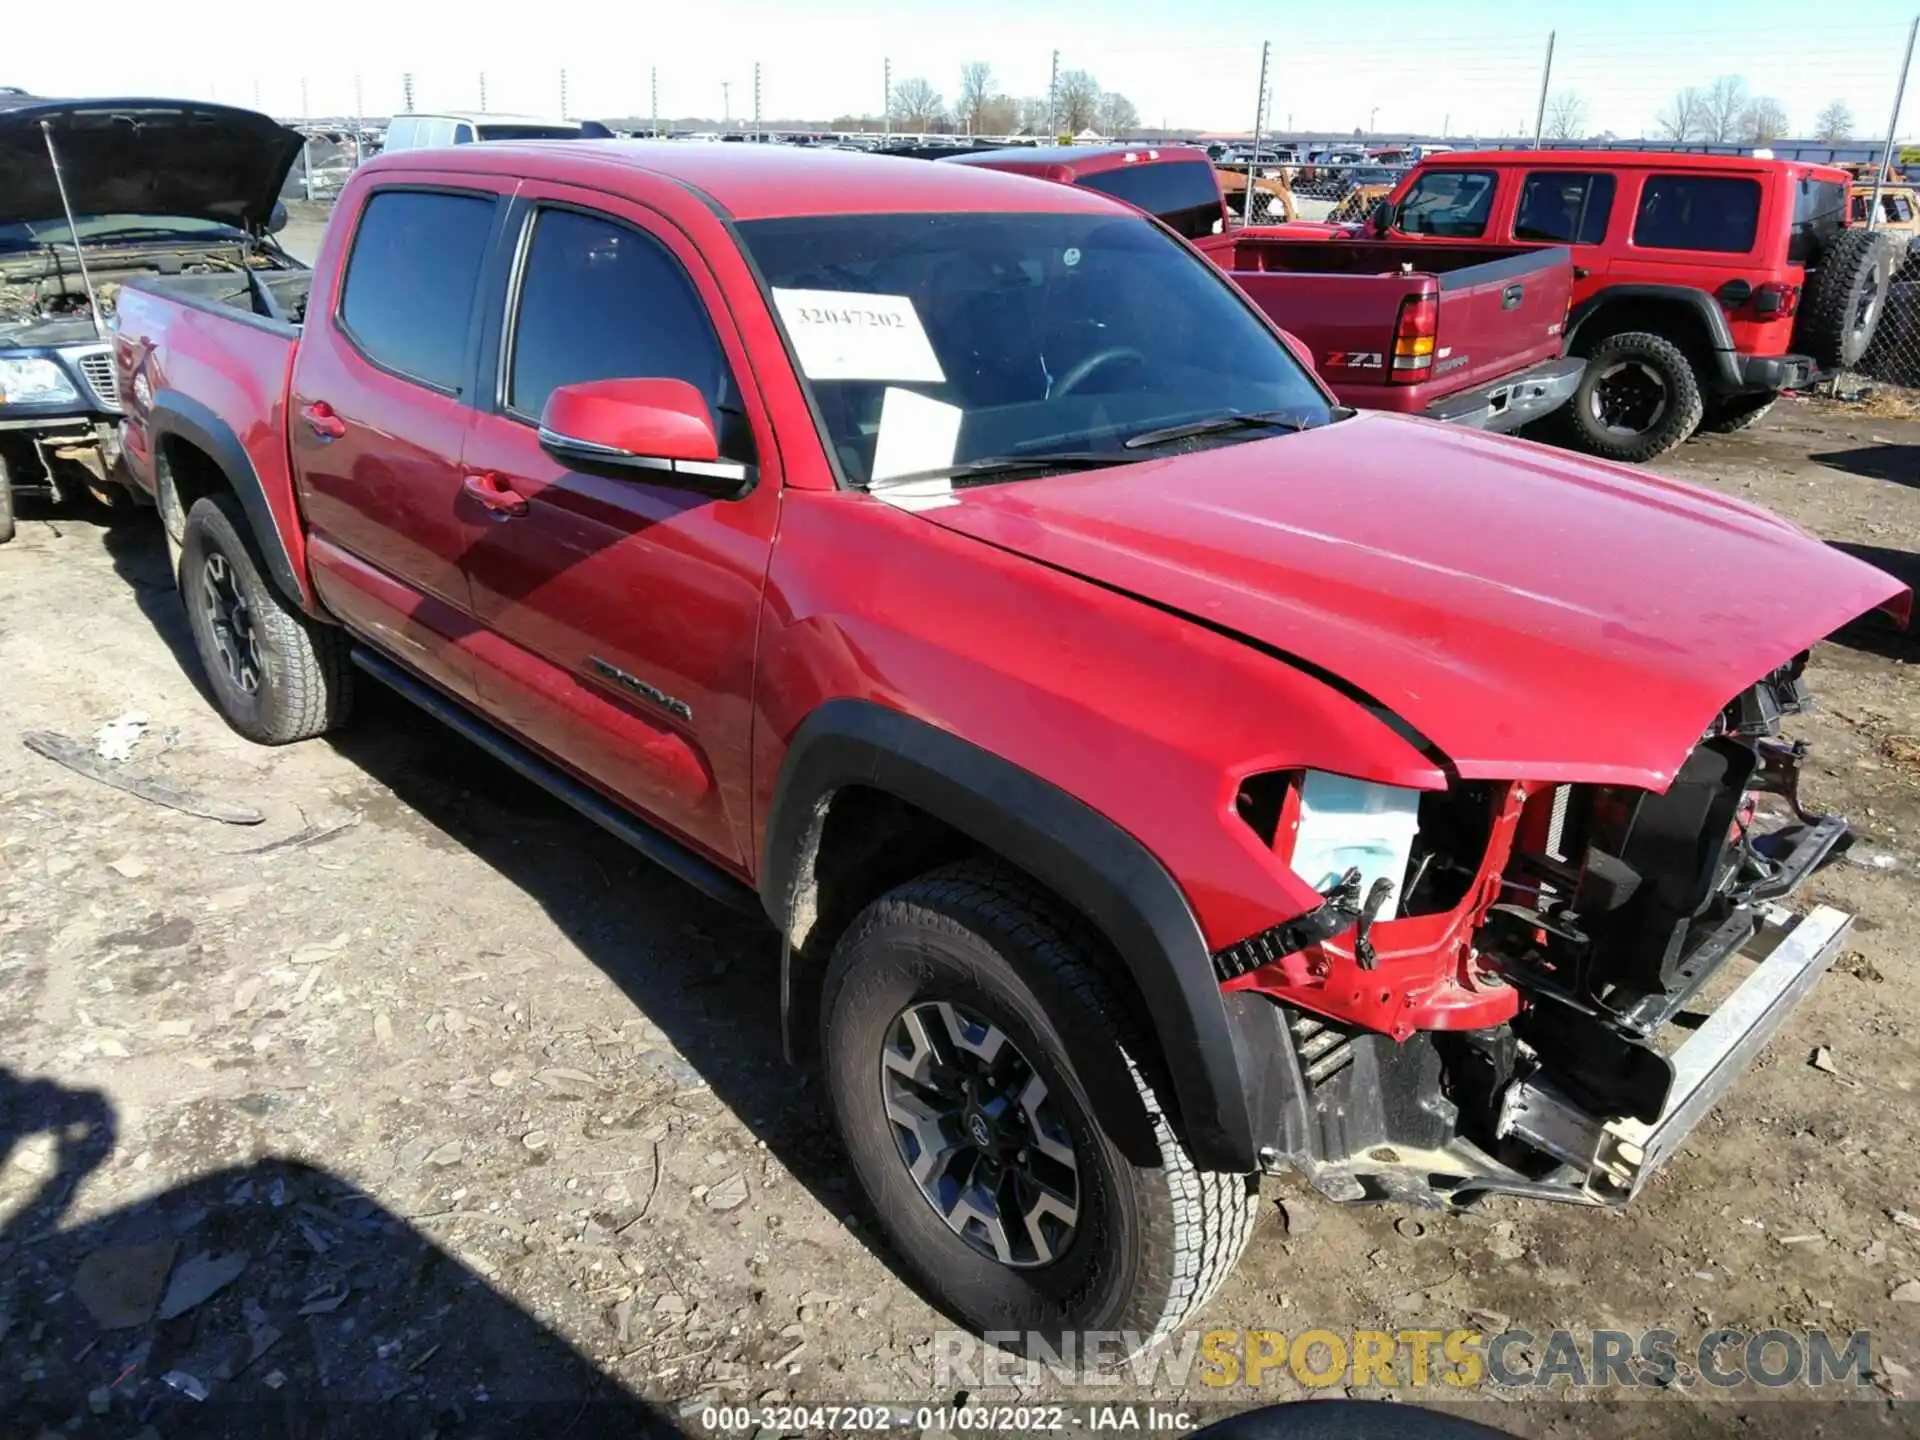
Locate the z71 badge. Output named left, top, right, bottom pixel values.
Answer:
left=1324, top=351, right=1384, bottom=370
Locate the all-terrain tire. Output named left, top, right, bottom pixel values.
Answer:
left=1798, top=227, right=1895, bottom=370
left=1697, top=393, right=1777, bottom=434
left=0, top=453, right=14, bottom=545
left=179, top=493, right=352, bottom=744
left=1554, top=330, right=1705, bottom=463
left=821, top=860, right=1259, bottom=1359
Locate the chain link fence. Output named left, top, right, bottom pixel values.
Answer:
left=1850, top=222, right=1920, bottom=399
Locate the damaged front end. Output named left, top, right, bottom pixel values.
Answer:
left=1221, top=660, right=1859, bottom=1209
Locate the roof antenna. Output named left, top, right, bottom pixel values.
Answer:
left=38, top=118, right=106, bottom=340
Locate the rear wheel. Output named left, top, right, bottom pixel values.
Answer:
left=0, top=453, right=14, bottom=545
left=821, top=862, right=1258, bottom=1356
left=1697, top=393, right=1777, bottom=434
left=179, top=493, right=352, bottom=744
left=1554, top=330, right=1704, bottom=463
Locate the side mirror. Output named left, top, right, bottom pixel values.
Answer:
left=1368, top=200, right=1392, bottom=235
left=267, top=200, right=289, bottom=235
left=537, top=378, right=753, bottom=498
left=1277, top=328, right=1320, bottom=377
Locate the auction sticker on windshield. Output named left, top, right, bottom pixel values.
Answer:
left=770, top=289, right=946, bottom=383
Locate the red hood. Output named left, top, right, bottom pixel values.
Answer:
left=914, top=414, right=1907, bottom=790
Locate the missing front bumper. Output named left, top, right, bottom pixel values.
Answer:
left=1496, top=903, right=1851, bottom=1203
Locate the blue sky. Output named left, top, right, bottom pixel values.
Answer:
left=19, top=0, right=1919, bottom=139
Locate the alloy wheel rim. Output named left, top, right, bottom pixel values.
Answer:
left=1589, top=359, right=1669, bottom=436
left=880, top=1000, right=1080, bottom=1268
left=200, top=550, right=262, bottom=694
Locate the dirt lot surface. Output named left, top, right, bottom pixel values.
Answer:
left=3, top=400, right=1919, bottom=1437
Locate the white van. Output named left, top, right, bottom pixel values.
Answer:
left=380, top=112, right=607, bottom=150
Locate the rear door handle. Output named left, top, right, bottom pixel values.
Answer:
left=1502, top=283, right=1525, bottom=309
left=299, top=401, right=347, bottom=439
left=462, top=472, right=529, bottom=518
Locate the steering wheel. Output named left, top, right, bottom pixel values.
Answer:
left=1052, top=346, right=1147, bottom=398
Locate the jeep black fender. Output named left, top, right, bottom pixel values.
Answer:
left=1565, top=284, right=1743, bottom=390
left=147, top=390, right=311, bottom=609
left=762, top=699, right=1272, bottom=1174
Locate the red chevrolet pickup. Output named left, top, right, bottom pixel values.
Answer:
left=946, top=145, right=1584, bottom=433
left=114, top=124, right=1905, bottom=1351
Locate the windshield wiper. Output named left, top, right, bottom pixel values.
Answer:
left=870, top=451, right=1144, bottom=488
left=1122, top=410, right=1317, bottom=450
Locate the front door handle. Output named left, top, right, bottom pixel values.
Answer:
left=462, top=472, right=529, bottom=518
left=299, top=401, right=347, bottom=439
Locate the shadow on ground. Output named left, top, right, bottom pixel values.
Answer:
left=1826, top=541, right=1920, bottom=661
left=0, top=1066, right=680, bottom=1436
left=1809, top=444, right=1920, bottom=486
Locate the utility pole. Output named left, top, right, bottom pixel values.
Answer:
left=753, top=62, right=762, bottom=139
left=300, top=77, right=309, bottom=119
left=651, top=67, right=659, bottom=137
left=1531, top=30, right=1556, bottom=149
left=354, top=74, right=364, bottom=167
left=559, top=69, right=569, bottom=120
left=883, top=58, right=891, bottom=139
left=479, top=72, right=488, bottom=112
left=253, top=80, right=262, bottom=110
left=402, top=73, right=415, bottom=115
left=1442, top=112, right=1450, bottom=138
left=722, top=81, right=732, bottom=124
left=1048, top=49, right=1060, bottom=138
left=1245, top=40, right=1270, bottom=220
left=1868, top=14, right=1918, bottom=227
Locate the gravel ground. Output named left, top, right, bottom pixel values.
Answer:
left=2, top=399, right=1919, bottom=1437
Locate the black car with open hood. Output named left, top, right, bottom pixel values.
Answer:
left=0, top=98, right=306, bottom=541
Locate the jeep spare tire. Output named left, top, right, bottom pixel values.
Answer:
left=1798, top=228, right=1894, bottom=370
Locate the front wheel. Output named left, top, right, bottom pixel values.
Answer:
left=179, top=493, right=353, bottom=744
left=1697, top=393, right=1776, bottom=434
left=821, top=862, right=1259, bottom=1357
left=1553, top=330, right=1705, bottom=463
left=0, top=453, right=14, bottom=545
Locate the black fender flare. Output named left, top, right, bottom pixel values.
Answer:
left=147, top=390, right=309, bottom=607
left=1566, top=284, right=1741, bottom=390
left=762, top=699, right=1262, bottom=1173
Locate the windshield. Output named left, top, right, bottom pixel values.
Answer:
left=0, top=213, right=246, bottom=254
left=736, top=211, right=1332, bottom=486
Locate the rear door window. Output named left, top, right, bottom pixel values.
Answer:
left=1892, top=194, right=1917, bottom=223
left=1514, top=172, right=1616, bottom=245
left=1394, top=170, right=1498, bottom=237
left=1632, top=175, right=1762, bottom=253
left=1788, top=178, right=1848, bottom=264
left=1075, top=161, right=1224, bottom=240
left=339, top=189, right=497, bottom=392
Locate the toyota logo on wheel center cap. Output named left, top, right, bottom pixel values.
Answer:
left=967, top=1113, right=992, bottom=1148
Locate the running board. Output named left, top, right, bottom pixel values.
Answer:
left=349, top=646, right=763, bottom=916
left=1498, top=904, right=1851, bottom=1202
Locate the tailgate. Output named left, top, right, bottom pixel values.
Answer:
left=1431, top=247, right=1573, bottom=392
left=1228, top=271, right=1414, bottom=402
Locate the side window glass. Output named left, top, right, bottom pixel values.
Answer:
left=339, top=190, right=496, bottom=391
left=507, top=207, right=747, bottom=456
left=1395, top=170, right=1497, bottom=237
left=454, top=123, right=476, bottom=144
left=1514, top=172, right=1615, bottom=245
left=1632, top=176, right=1762, bottom=253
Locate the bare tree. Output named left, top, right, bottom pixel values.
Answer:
left=957, top=62, right=994, bottom=136
left=1813, top=100, right=1854, bottom=143
left=889, top=77, right=944, bottom=131
left=1056, top=69, right=1101, bottom=133
left=1015, top=96, right=1052, bottom=135
left=1096, top=91, right=1141, bottom=136
left=979, top=93, right=1020, bottom=136
left=1542, top=91, right=1589, bottom=140
left=1656, top=86, right=1706, bottom=140
left=1701, top=75, right=1750, bottom=143
left=1740, top=96, right=1790, bottom=144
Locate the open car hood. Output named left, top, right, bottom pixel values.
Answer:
left=912, top=413, right=1909, bottom=790
left=0, top=99, right=304, bottom=233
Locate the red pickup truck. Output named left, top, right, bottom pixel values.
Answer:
left=115, top=127, right=1905, bottom=1352
left=946, top=146, right=1583, bottom=433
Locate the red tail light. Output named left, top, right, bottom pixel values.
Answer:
left=1391, top=293, right=1438, bottom=382
left=1754, top=282, right=1800, bottom=318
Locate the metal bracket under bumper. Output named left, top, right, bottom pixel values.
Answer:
left=1497, top=903, right=1852, bottom=1203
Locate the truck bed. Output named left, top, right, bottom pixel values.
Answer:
left=1193, top=232, right=1575, bottom=415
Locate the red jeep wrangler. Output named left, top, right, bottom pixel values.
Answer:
left=1277, top=150, right=1894, bottom=461
left=112, top=124, right=1905, bottom=1351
